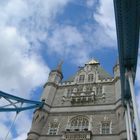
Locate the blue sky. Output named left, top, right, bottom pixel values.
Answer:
left=0, top=0, right=139, bottom=139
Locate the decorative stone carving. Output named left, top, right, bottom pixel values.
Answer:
left=73, top=87, right=77, bottom=92
left=83, top=86, right=86, bottom=92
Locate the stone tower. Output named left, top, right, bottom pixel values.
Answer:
left=27, top=59, right=127, bottom=140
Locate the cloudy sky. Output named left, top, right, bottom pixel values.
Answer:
left=0, top=0, right=140, bottom=139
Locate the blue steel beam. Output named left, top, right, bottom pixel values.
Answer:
left=113, top=0, right=140, bottom=100
left=0, top=104, right=41, bottom=112
left=0, top=91, right=44, bottom=112
left=0, top=91, right=42, bottom=104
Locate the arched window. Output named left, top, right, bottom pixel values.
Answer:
left=79, top=75, right=85, bottom=83
left=88, top=74, right=94, bottom=82
left=70, top=116, right=89, bottom=131
left=48, top=122, right=59, bottom=135
left=101, top=122, right=111, bottom=134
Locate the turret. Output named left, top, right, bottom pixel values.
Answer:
left=27, top=62, right=63, bottom=140
left=113, top=59, right=121, bottom=100
left=113, top=59, right=120, bottom=79
left=41, top=61, right=63, bottom=105
left=47, top=61, right=63, bottom=84
left=27, top=109, right=48, bottom=140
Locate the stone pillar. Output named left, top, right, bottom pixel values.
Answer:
left=27, top=109, right=48, bottom=140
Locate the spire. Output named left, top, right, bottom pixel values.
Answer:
left=57, top=60, right=63, bottom=72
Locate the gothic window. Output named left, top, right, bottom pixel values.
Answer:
left=101, top=122, right=111, bottom=134
left=48, top=122, right=59, bottom=135
left=79, top=75, right=85, bottom=83
left=88, top=74, right=94, bottom=82
left=67, top=89, right=72, bottom=97
left=70, top=116, right=89, bottom=131
left=96, top=85, right=102, bottom=94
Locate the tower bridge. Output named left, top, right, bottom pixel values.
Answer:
left=0, top=0, right=140, bottom=140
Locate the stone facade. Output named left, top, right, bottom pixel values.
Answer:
left=27, top=60, right=127, bottom=140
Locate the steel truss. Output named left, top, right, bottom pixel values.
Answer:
left=114, top=0, right=140, bottom=139
left=0, top=91, right=43, bottom=113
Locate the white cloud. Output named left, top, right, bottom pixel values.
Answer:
left=0, top=26, right=49, bottom=98
left=136, top=54, right=140, bottom=84
left=0, top=111, right=31, bottom=140
left=0, top=0, right=72, bottom=98
left=14, top=112, right=31, bottom=136
left=0, top=0, right=119, bottom=139
left=0, top=0, right=70, bottom=51
left=135, top=50, right=140, bottom=117
left=136, top=92, right=140, bottom=118
left=94, top=0, right=116, bottom=39
left=46, top=0, right=117, bottom=63
left=0, top=122, right=12, bottom=140
left=13, top=133, right=27, bottom=140
left=0, top=0, right=70, bottom=139
left=47, top=25, right=90, bottom=65
left=48, top=26, right=84, bottom=49
left=0, top=112, right=16, bottom=140
left=86, top=0, right=97, bottom=7
left=46, top=22, right=116, bottom=66
left=82, top=24, right=116, bottom=50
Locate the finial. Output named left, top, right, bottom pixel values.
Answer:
left=86, top=58, right=99, bottom=65
left=57, top=60, right=64, bottom=72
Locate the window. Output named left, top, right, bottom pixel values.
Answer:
left=88, top=74, right=94, bottom=82
left=96, top=85, right=102, bottom=94
left=79, top=75, right=85, bottom=83
left=70, top=116, right=89, bottom=131
left=48, top=122, right=59, bottom=135
left=67, top=89, right=72, bottom=97
left=101, top=122, right=110, bottom=134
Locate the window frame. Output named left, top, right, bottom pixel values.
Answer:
left=48, top=122, right=59, bottom=135
left=79, top=75, right=85, bottom=83
left=69, top=116, right=89, bottom=131
left=88, top=74, right=94, bottom=82
left=101, top=121, right=111, bottom=134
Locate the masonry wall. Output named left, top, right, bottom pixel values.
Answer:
left=52, top=82, right=116, bottom=107
left=27, top=62, right=127, bottom=140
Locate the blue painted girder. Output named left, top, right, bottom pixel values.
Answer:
left=113, top=0, right=140, bottom=100
left=0, top=91, right=44, bottom=112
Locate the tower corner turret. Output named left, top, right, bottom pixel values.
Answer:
left=41, top=61, right=63, bottom=104
left=113, top=59, right=120, bottom=79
